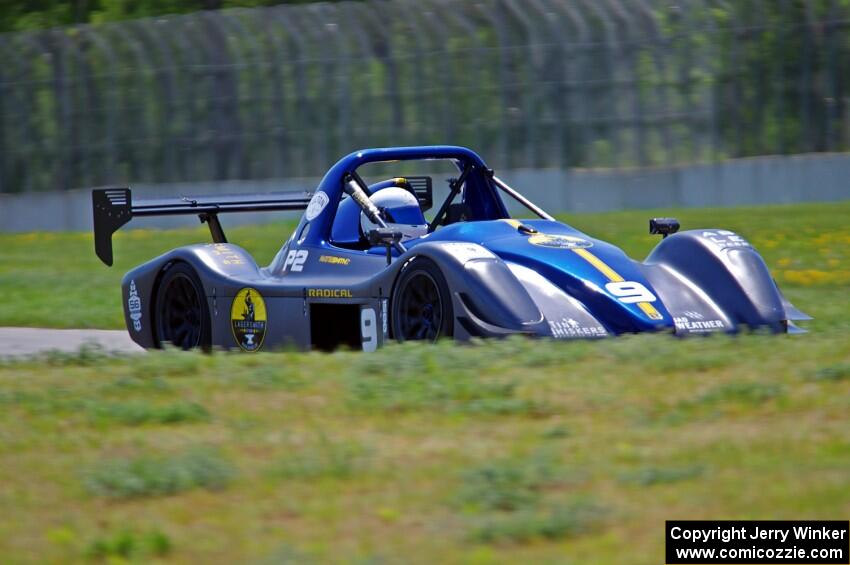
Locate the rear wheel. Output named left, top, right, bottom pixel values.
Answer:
left=154, top=263, right=211, bottom=350
left=391, top=257, right=454, bottom=342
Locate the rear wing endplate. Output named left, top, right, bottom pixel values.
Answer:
left=92, top=187, right=313, bottom=266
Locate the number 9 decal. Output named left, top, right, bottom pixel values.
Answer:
left=604, top=281, right=657, bottom=303
left=360, top=307, right=377, bottom=352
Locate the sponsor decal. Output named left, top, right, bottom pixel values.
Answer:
left=549, top=317, right=607, bottom=339
left=674, top=311, right=725, bottom=333
left=605, top=280, right=657, bottom=303
left=319, top=255, right=351, bottom=266
left=572, top=248, right=664, bottom=320
left=209, top=243, right=244, bottom=266
left=231, top=288, right=267, bottom=351
left=128, top=280, right=142, bottom=332
left=283, top=249, right=308, bottom=273
left=304, top=191, right=330, bottom=221
left=528, top=234, right=593, bottom=249
left=701, top=230, right=751, bottom=250
left=307, top=288, right=353, bottom=298
left=361, top=307, right=378, bottom=352
left=381, top=298, right=388, bottom=338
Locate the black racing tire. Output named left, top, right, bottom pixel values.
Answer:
left=391, top=257, right=454, bottom=342
left=154, top=262, right=211, bottom=350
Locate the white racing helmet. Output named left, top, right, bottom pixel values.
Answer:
left=360, top=186, right=428, bottom=242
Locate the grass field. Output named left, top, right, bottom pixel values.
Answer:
left=0, top=202, right=849, bottom=563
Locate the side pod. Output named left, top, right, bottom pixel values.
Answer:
left=394, top=242, right=547, bottom=339
left=645, top=230, right=809, bottom=330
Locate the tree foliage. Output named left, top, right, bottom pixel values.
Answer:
left=1, top=0, right=848, bottom=193
left=0, top=0, right=321, bottom=33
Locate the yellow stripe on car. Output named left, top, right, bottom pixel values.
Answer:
left=572, top=248, right=624, bottom=282
left=571, top=248, right=663, bottom=320
left=637, top=301, right=664, bottom=320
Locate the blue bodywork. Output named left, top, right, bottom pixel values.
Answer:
left=416, top=220, right=674, bottom=334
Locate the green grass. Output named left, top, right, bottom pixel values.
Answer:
left=269, top=434, right=367, bottom=481
left=456, top=453, right=556, bottom=512
left=0, top=201, right=848, bottom=329
left=0, top=202, right=849, bottom=562
left=83, top=528, right=172, bottom=561
left=86, top=399, right=210, bottom=426
left=469, top=500, right=607, bottom=544
left=1, top=331, right=850, bottom=562
left=84, top=447, right=234, bottom=499
left=0, top=223, right=292, bottom=329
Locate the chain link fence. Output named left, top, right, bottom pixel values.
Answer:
left=1, top=0, right=849, bottom=193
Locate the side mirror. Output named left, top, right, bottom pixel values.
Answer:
left=649, top=217, right=680, bottom=238
left=368, top=228, right=403, bottom=265
left=367, top=228, right=403, bottom=246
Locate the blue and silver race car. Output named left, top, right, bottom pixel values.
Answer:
left=93, top=145, right=809, bottom=351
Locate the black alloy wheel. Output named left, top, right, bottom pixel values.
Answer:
left=391, top=257, right=454, bottom=341
left=154, top=263, right=211, bottom=350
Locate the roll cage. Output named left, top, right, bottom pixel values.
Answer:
left=306, top=145, right=554, bottom=253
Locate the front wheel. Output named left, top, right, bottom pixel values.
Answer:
left=154, top=262, right=211, bottom=350
left=391, top=257, right=454, bottom=342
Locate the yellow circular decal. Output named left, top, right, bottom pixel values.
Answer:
left=528, top=234, right=593, bottom=249
left=230, top=288, right=267, bottom=352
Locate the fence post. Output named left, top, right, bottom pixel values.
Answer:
left=550, top=0, right=590, bottom=168
left=503, top=0, right=539, bottom=168
left=472, top=2, right=510, bottom=168
left=272, top=7, right=309, bottom=178
left=800, top=2, right=814, bottom=153
left=0, top=37, right=6, bottom=193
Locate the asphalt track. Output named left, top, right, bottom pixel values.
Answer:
left=0, top=328, right=143, bottom=358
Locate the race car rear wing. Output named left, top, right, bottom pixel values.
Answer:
left=92, top=187, right=313, bottom=266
